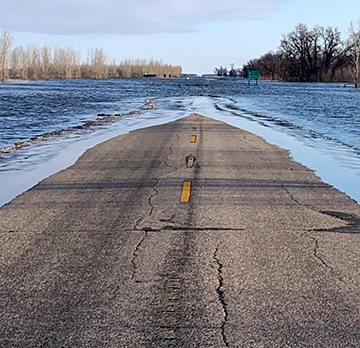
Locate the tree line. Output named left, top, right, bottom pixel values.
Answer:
left=0, top=31, right=182, bottom=82
left=215, top=22, right=360, bottom=86
left=214, top=63, right=241, bottom=77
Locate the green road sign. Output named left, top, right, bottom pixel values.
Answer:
left=248, top=70, right=260, bottom=79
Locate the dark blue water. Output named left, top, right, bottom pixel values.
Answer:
left=217, top=82, right=360, bottom=153
left=1, top=78, right=360, bottom=204
left=1, top=79, right=360, bottom=152
left=0, top=79, right=152, bottom=149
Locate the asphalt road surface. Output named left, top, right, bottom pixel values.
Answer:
left=1, top=114, right=360, bottom=347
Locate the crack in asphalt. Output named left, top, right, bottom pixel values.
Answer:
left=281, top=184, right=320, bottom=214
left=148, top=179, right=159, bottom=216
left=281, top=184, right=349, bottom=286
left=164, top=140, right=179, bottom=173
left=310, top=236, right=347, bottom=287
left=133, top=217, right=143, bottom=231
left=131, top=132, right=182, bottom=283
left=131, top=231, right=148, bottom=281
left=134, top=226, right=244, bottom=232
left=310, top=237, right=334, bottom=272
left=132, top=178, right=160, bottom=280
left=213, top=246, right=230, bottom=347
left=281, top=184, right=359, bottom=232
left=131, top=134, right=179, bottom=281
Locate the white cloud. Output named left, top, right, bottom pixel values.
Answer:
left=0, top=0, right=282, bottom=35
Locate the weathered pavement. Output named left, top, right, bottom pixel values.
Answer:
left=1, top=114, right=360, bottom=347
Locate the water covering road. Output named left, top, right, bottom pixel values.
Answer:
left=1, top=79, right=360, bottom=204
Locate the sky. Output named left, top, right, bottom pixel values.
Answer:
left=1, top=0, right=360, bottom=74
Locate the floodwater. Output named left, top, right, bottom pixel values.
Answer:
left=1, top=78, right=360, bottom=206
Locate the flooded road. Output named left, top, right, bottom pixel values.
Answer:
left=1, top=79, right=360, bottom=205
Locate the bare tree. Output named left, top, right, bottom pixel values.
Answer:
left=116, top=58, right=181, bottom=78
left=214, top=66, right=228, bottom=76
left=27, top=45, right=41, bottom=80
left=347, top=21, right=360, bottom=87
left=87, top=48, right=108, bottom=79
left=254, top=52, right=282, bottom=80
left=12, top=46, right=30, bottom=80
left=319, top=26, right=343, bottom=79
left=41, top=45, right=52, bottom=80
left=244, top=23, right=346, bottom=82
left=0, top=31, right=13, bottom=82
left=228, top=63, right=240, bottom=77
left=9, top=46, right=21, bottom=79
left=280, top=23, right=315, bottom=81
left=3, top=31, right=182, bottom=81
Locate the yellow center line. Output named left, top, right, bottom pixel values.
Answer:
left=180, top=181, right=191, bottom=202
left=190, top=135, right=197, bottom=143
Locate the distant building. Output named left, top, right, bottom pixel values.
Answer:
left=181, top=73, right=198, bottom=78
left=201, top=74, right=217, bottom=78
left=143, top=73, right=157, bottom=78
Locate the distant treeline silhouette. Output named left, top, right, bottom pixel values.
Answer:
left=213, top=22, right=360, bottom=86
left=0, top=31, right=182, bottom=82
left=242, top=22, right=360, bottom=85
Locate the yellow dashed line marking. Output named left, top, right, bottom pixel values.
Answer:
left=194, top=118, right=199, bottom=122
left=180, top=181, right=191, bottom=202
left=190, top=135, right=197, bottom=143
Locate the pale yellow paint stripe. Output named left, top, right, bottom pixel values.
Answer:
left=194, top=118, right=199, bottom=122
left=180, top=181, right=191, bottom=202
left=190, top=135, right=197, bottom=143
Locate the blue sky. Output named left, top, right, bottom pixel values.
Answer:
left=1, top=0, right=360, bottom=74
